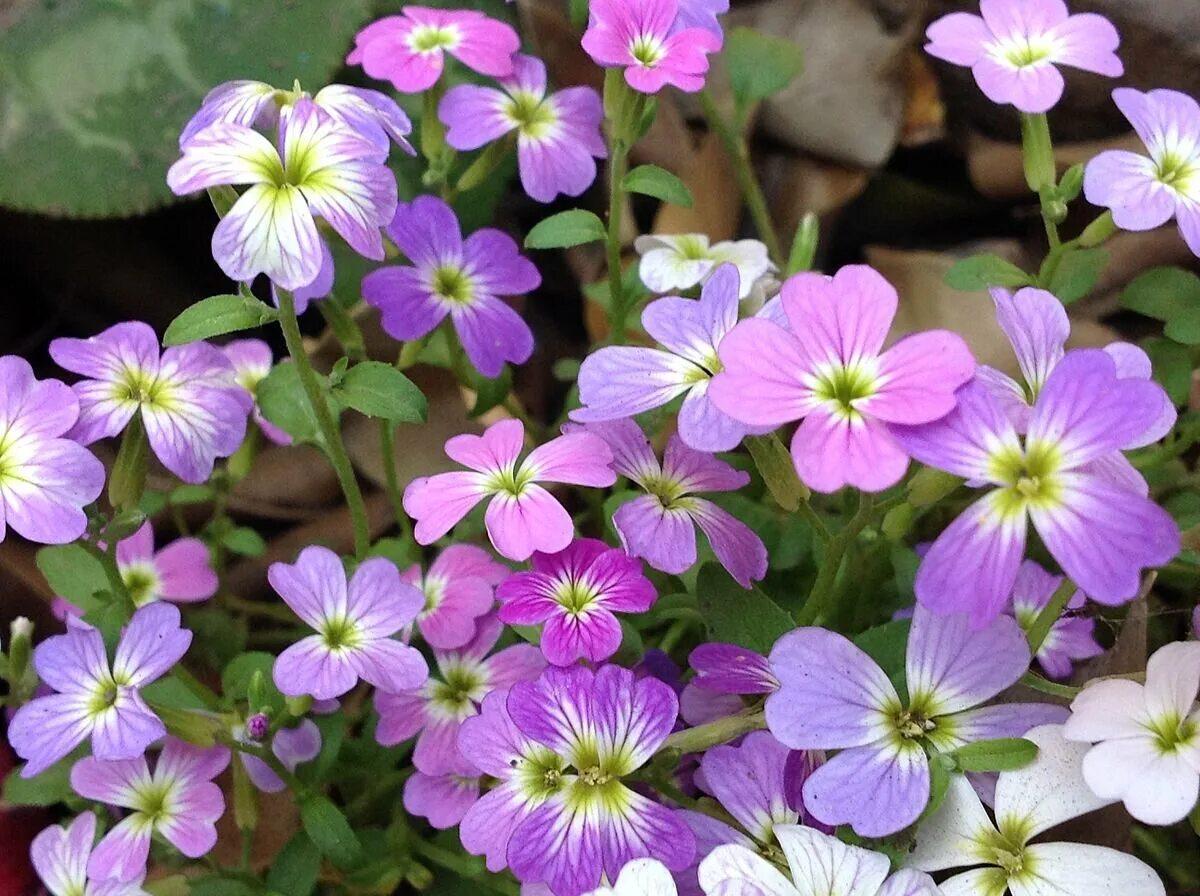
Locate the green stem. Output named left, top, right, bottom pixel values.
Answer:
left=657, top=616, right=693, bottom=655
left=411, top=840, right=519, bottom=895
left=1019, top=112, right=1061, bottom=250
left=378, top=420, right=411, bottom=542
left=605, top=138, right=632, bottom=342
left=796, top=493, right=876, bottom=626
left=1025, top=576, right=1076, bottom=654
left=223, top=593, right=299, bottom=624
left=81, top=538, right=129, bottom=602
left=276, top=289, right=371, bottom=559
left=108, top=413, right=150, bottom=512
left=224, top=736, right=307, bottom=794
left=1019, top=671, right=1080, bottom=700
left=661, top=709, right=766, bottom=755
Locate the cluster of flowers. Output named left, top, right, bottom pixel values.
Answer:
left=4, top=0, right=1199, bottom=895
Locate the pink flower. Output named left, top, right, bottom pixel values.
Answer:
left=402, top=544, right=508, bottom=650
left=114, top=521, right=217, bottom=609
left=403, top=419, right=616, bottom=561
left=347, top=7, right=519, bottom=94
left=581, top=0, right=722, bottom=94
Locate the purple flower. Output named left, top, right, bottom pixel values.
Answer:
left=925, top=0, right=1122, bottom=114
left=167, top=98, right=398, bottom=291
left=581, top=0, right=722, bottom=94
left=497, top=538, right=656, bottom=665
left=687, top=643, right=779, bottom=695
left=404, top=419, right=616, bottom=562
left=71, top=738, right=229, bottom=882
left=49, top=322, right=252, bottom=484
left=574, top=419, right=767, bottom=587
left=1009, top=560, right=1102, bottom=680
left=347, top=8, right=519, bottom=94
left=501, top=664, right=694, bottom=895
left=31, top=812, right=148, bottom=896
left=403, top=771, right=481, bottom=829
left=108, top=521, right=217, bottom=609
left=362, top=196, right=541, bottom=378
left=402, top=544, right=508, bottom=650
left=674, top=0, right=727, bottom=38
left=573, top=264, right=767, bottom=452
left=220, top=339, right=292, bottom=446
left=1084, top=88, right=1200, bottom=257
left=269, top=546, right=428, bottom=701
left=0, top=356, right=104, bottom=545
left=709, top=264, right=975, bottom=493
left=764, top=604, right=1066, bottom=837
left=9, top=603, right=192, bottom=777
left=237, top=718, right=322, bottom=794
left=374, top=613, right=545, bottom=775
left=440, top=54, right=605, bottom=203
left=892, top=351, right=1180, bottom=625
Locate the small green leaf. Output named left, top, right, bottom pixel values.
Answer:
left=949, top=737, right=1038, bottom=773
left=1056, top=163, right=1084, bottom=202
left=525, top=209, right=606, bottom=249
left=922, top=755, right=952, bottom=820
left=621, top=164, right=693, bottom=208
left=725, top=27, right=803, bottom=113
left=170, top=484, right=215, bottom=506
left=1044, top=247, right=1108, bottom=304
left=36, top=544, right=109, bottom=613
left=189, top=879, right=258, bottom=896
left=944, top=254, right=1031, bottom=290
left=331, top=361, right=427, bottom=424
left=222, top=526, right=267, bottom=557
left=267, top=831, right=322, bottom=896
left=3, top=756, right=74, bottom=806
left=257, top=361, right=328, bottom=446
left=1120, top=266, right=1200, bottom=322
left=163, top=294, right=278, bottom=345
left=1165, top=309, right=1200, bottom=345
left=696, top=562, right=793, bottom=654
left=745, top=433, right=808, bottom=511
left=223, top=651, right=285, bottom=711
left=853, top=620, right=910, bottom=688
left=1143, top=337, right=1192, bottom=405
left=300, top=793, right=363, bottom=869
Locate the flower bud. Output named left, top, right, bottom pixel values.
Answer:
left=7, top=617, right=34, bottom=696
left=245, top=712, right=270, bottom=742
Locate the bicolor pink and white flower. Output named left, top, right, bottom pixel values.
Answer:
left=9, top=603, right=192, bottom=777
left=765, top=605, right=1065, bottom=836
left=497, top=538, right=656, bottom=665
left=710, top=264, right=976, bottom=493
left=107, top=521, right=218, bottom=611
left=1063, top=640, right=1200, bottom=825
left=374, top=613, right=545, bottom=775
left=582, top=0, right=722, bottom=94
left=925, top=0, right=1122, bottom=113
left=635, top=234, right=775, bottom=299
left=892, top=350, right=1180, bottom=625
left=402, top=544, right=508, bottom=650
left=1084, top=88, right=1200, bottom=256
left=268, top=546, right=429, bottom=701
left=31, top=812, right=148, bottom=896
left=440, top=54, right=606, bottom=203
left=909, top=725, right=1164, bottom=896
left=0, top=356, right=104, bottom=545
left=220, top=339, right=291, bottom=446
left=362, top=196, right=542, bottom=378
left=70, top=739, right=230, bottom=882
left=404, top=418, right=616, bottom=562
left=403, top=771, right=481, bottom=829
left=167, top=98, right=397, bottom=291
left=573, top=264, right=767, bottom=452
left=50, top=322, right=252, bottom=484
left=1007, top=560, right=1102, bottom=680
left=347, top=8, right=520, bottom=93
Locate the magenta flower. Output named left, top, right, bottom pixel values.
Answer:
left=9, top=603, right=192, bottom=777
left=105, top=521, right=216, bottom=609
left=502, top=665, right=694, bottom=895
left=496, top=538, right=656, bottom=665
left=1008, top=560, right=1102, bottom=680
left=237, top=718, right=322, bottom=794
left=0, top=356, right=104, bottom=545
left=581, top=0, right=722, bottom=94
left=709, top=264, right=975, bottom=493
left=573, top=264, right=767, bottom=452
left=167, top=98, right=398, bottom=291
left=403, top=544, right=508, bottom=650
left=404, top=419, right=616, bottom=562
left=892, top=351, right=1180, bottom=625
left=347, top=7, right=519, bottom=94
left=765, top=604, right=1066, bottom=837
left=1084, top=88, right=1200, bottom=256
left=50, top=322, right=252, bottom=484
left=575, top=419, right=767, bottom=587
left=925, top=0, right=1122, bottom=113
left=362, top=196, right=541, bottom=378
left=687, top=643, right=779, bottom=696
left=71, top=739, right=228, bottom=882
left=403, top=771, right=481, bottom=829
left=440, top=54, right=605, bottom=203
left=31, top=812, right=148, bottom=896
left=374, top=613, right=545, bottom=775
left=220, top=339, right=291, bottom=446
left=269, top=546, right=428, bottom=701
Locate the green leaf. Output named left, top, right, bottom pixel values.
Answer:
left=949, top=737, right=1038, bottom=773
left=189, top=879, right=258, bottom=896
left=223, top=651, right=284, bottom=711
left=943, top=254, right=1031, bottom=290
left=745, top=433, right=808, bottom=511
left=163, top=294, right=277, bottom=346
left=142, top=676, right=208, bottom=710
left=267, top=831, right=322, bottom=896
left=525, top=209, right=606, bottom=249
left=1143, top=337, right=1192, bottom=405
left=3, top=756, right=74, bottom=806
left=621, top=164, right=693, bottom=207
left=696, top=562, right=793, bottom=654
left=36, top=544, right=109, bottom=613
left=467, top=365, right=512, bottom=418
left=725, top=26, right=803, bottom=113
left=853, top=619, right=910, bottom=688
left=332, top=361, right=427, bottom=424
left=300, top=793, right=363, bottom=869
left=922, top=754, right=953, bottom=821
left=257, top=361, right=327, bottom=446
left=221, top=526, right=267, bottom=557
left=1165, top=309, right=1200, bottom=345
left=1044, top=247, right=1108, bottom=304
left=1120, top=266, right=1200, bottom=322
left=170, top=483, right=215, bottom=505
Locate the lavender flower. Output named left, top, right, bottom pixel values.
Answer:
left=9, top=603, right=192, bottom=777
left=402, top=544, right=508, bottom=650
left=220, top=339, right=291, bottom=446
left=362, top=196, right=542, bottom=378
left=0, top=356, right=104, bottom=544
left=237, top=719, right=322, bottom=794
left=687, top=643, right=779, bottom=696
left=31, top=812, right=148, bottom=896
left=1008, top=560, right=1102, bottom=680
left=403, top=771, right=481, bottom=829
left=581, top=0, right=722, bottom=94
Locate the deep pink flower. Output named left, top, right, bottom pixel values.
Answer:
left=403, top=544, right=508, bottom=650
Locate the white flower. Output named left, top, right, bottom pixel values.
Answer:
left=700, top=824, right=939, bottom=896
left=1063, top=640, right=1200, bottom=825
left=635, top=234, right=775, bottom=299
left=585, top=858, right=678, bottom=896
left=909, top=725, right=1164, bottom=896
